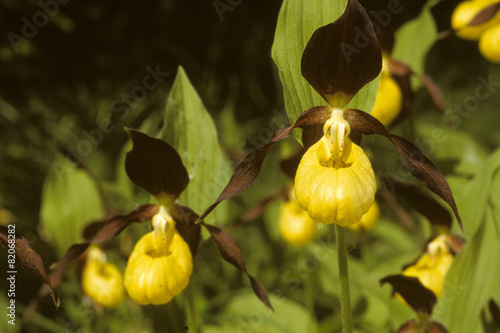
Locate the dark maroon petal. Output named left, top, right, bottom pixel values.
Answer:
left=125, top=129, right=189, bottom=199
left=83, top=204, right=159, bottom=242
left=202, top=222, right=273, bottom=311
left=199, top=106, right=331, bottom=221
left=384, top=176, right=452, bottom=230
left=0, top=226, right=59, bottom=307
left=346, top=108, right=463, bottom=231
left=302, top=125, right=324, bottom=150
left=170, top=205, right=201, bottom=257
left=54, top=204, right=159, bottom=269
left=468, top=2, right=500, bottom=26
left=301, top=0, right=382, bottom=107
left=380, top=274, right=437, bottom=315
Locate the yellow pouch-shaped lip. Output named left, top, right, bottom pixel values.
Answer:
left=402, top=252, right=454, bottom=298
left=347, top=201, right=380, bottom=232
left=294, top=138, right=376, bottom=226
left=82, top=248, right=125, bottom=308
left=124, top=230, right=193, bottom=305
left=480, top=24, right=500, bottom=62
left=279, top=198, right=318, bottom=246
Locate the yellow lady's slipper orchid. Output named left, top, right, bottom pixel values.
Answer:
left=401, top=235, right=454, bottom=298
left=370, top=60, right=403, bottom=126
left=452, top=0, right=500, bottom=40
left=279, top=192, right=317, bottom=246
left=479, top=24, right=500, bottom=62
left=124, top=206, right=193, bottom=305
left=294, top=109, right=376, bottom=226
left=81, top=246, right=125, bottom=308
left=347, top=201, right=380, bottom=232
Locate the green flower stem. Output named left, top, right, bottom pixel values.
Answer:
left=336, top=224, right=353, bottom=333
left=186, top=280, right=197, bottom=333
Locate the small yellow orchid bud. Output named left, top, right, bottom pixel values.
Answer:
left=294, top=110, right=376, bottom=226
left=452, top=0, right=500, bottom=41
left=401, top=235, right=454, bottom=298
left=81, top=246, right=125, bottom=308
left=347, top=201, right=380, bottom=232
left=370, top=71, right=403, bottom=126
left=479, top=24, right=500, bottom=62
left=124, top=207, right=193, bottom=305
left=279, top=194, right=317, bottom=246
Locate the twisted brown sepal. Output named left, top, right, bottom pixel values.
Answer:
left=201, top=222, right=273, bottom=311
left=125, top=129, right=189, bottom=200
left=383, top=176, right=452, bottom=231
left=301, top=0, right=382, bottom=107
left=380, top=274, right=437, bottom=316
left=346, top=109, right=463, bottom=231
left=0, top=226, right=60, bottom=307
left=170, top=205, right=201, bottom=257
left=53, top=204, right=159, bottom=268
left=199, top=106, right=331, bottom=221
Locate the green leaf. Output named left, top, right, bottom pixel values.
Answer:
left=210, top=291, right=317, bottom=333
left=157, top=66, right=230, bottom=224
left=392, top=6, right=436, bottom=82
left=434, top=148, right=500, bottom=332
left=272, top=0, right=380, bottom=126
left=40, top=156, right=105, bottom=255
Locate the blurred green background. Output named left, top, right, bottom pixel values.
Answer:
left=1, top=0, right=500, bottom=332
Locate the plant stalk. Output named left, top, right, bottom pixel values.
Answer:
left=336, top=224, right=353, bottom=333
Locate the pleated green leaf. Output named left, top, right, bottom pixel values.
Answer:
left=272, top=0, right=380, bottom=125
left=157, top=66, right=230, bottom=223
left=40, top=156, right=105, bottom=255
